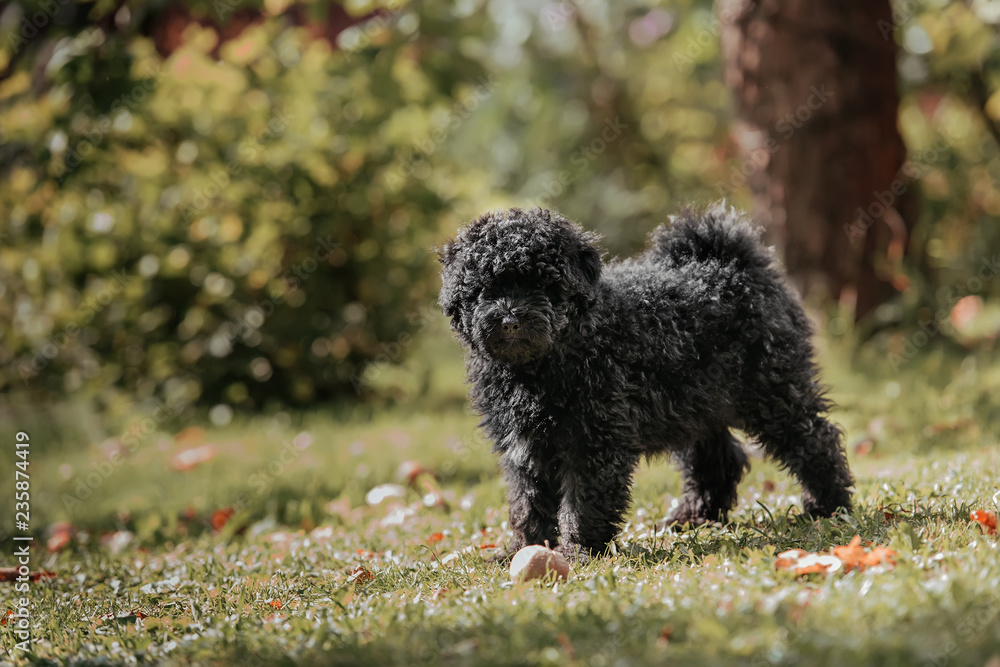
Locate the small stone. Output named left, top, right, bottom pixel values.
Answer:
left=509, top=546, right=570, bottom=583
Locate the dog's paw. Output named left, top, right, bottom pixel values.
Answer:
left=553, top=543, right=595, bottom=564
left=663, top=497, right=713, bottom=528
left=801, top=489, right=853, bottom=519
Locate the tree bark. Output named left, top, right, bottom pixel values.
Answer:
left=719, top=0, right=914, bottom=320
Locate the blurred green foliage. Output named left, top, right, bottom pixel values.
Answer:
left=0, top=0, right=486, bottom=416
left=0, top=0, right=998, bottom=418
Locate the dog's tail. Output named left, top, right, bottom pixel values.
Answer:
left=649, top=203, right=773, bottom=271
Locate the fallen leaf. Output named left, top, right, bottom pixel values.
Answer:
left=656, top=624, right=674, bottom=649
left=774, top=536, right=894, bottom=575
left=397, top=460, right=427, bottom=484
left=348, top=566, right=374, bottom=585
left=762, top=479, right=776, bottom=492
left=774, top=549, right=808, bottom=570
left=268, top=599, right=282, bottom=609
left=831, top=536, right=867, bottom=572
left=46, top=521, right=75, bottom=552
left=427, top=532, right=444, bottom=544
left=923, top=418, right=973, bottom=437
left=832, top=535, right=896, bottom=572
left=854, top=439, right=874, bottom=457
left=380, top=505, right=416, bottom=527
left=971, top=510, right=998, bottom=535
left=211, top=508, right=235, bottom=532
left=0, top=610, right=12, bottom=626
left=100, top=531, right=134, bottom=554
left=793, top=554, right=842, bottom=575
left=171, top=443, right=217, bottom=471
left=366, top=483, right=406, bottom=506
left=951, top=295, right=983, bottom=329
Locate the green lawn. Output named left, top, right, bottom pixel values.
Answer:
left=2, top=328, right=1000, bottom=666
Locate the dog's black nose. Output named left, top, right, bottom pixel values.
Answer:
left=501, top=316, right=521, bottom=335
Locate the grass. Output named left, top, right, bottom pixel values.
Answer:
left=2, top=323, right=1000, bottom=666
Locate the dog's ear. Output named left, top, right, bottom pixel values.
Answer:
left=438, top=239, right=460, bottom=269
left=437, top=239, right=464, bottom=319
left=575, top=243, right=602, bottom=286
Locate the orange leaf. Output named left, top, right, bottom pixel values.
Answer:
left=211, top=508, right=235, bottom=532
left=775, top=549, right=808, bottom=570
left=268, top=599, right=282, bottom=609
left=832, top=535, right=867, bottom=572
left=427, top=532, right=444, bottom=544
left=479, top=543, right=497, bottom=549
left=0, top=568, right=56, bottom=582
left=348, top=566, right=374, bottom=585
left=971, top=510, right=998, bottom=535
left=854, top=440, right=874, bottom=457
left=865, top=546, right=897, bottom=568
left=0, top=610, right=12, bottom=626
left=47, top=531, right=72, bottom=553
left=832, top=535, right=896, bottom=572
left=171, top=444, right=217, bottom=471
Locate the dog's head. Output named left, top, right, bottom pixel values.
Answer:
left=439, top=208, right=602, bottom=365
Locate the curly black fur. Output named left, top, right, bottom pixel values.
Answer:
left=439, top=205, right=854, bottom=562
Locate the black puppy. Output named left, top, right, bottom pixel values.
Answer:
left=439, top=205, right=853, bottom=562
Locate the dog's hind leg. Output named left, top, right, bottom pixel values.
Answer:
left=744, top=391, right=854, bottom=517
left=665, top=429, right=749, bottom=526
left=742, top=368, right=854, bottom=516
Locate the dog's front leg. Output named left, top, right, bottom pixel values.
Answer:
left=493, top=446, right=561, bottom=563
left=555, top=448, right=639, bottom=563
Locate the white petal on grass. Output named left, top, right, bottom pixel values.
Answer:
left=366, top=483, right=406, bottom=505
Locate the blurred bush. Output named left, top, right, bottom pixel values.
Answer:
left=0, top=1, right=487, bottom=415
left=0, top=0, right=997, bottom=419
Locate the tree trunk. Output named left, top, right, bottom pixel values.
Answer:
left=719, top=0, right=914, bottom=320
